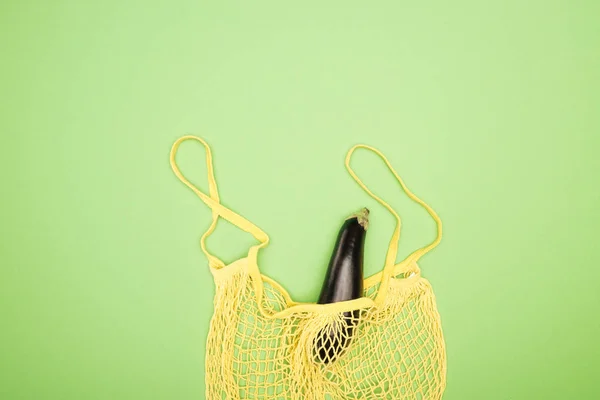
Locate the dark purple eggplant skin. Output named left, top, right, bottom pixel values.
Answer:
left=315, top=208, right=368, bottom=364
left=317, top=213, right=366, bottom=304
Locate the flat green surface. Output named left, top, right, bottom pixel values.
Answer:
left=1, top=1, right=599, bottom=399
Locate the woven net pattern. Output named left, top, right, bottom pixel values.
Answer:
left=205, top=262, right=446, bottom=400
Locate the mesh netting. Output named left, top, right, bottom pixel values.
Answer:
left=205, top=260, right=446, bottom=399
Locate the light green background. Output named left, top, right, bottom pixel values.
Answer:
left=1, top=1, right=599, bottom=399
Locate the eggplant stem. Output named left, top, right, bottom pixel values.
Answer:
left=347, top=207, right=370, bottom=230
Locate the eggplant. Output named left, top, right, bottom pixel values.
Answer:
left=314, top=208, right=368, bottom=364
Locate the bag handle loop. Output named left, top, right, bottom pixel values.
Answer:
left=170, top=136, right=269, bottom=268
left=345, top=144, right=442, bottom=303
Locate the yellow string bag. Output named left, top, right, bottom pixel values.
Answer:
left=170, top=136, right=446, bottom=400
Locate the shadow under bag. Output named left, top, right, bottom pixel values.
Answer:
left=170, top=136, right=446, bottom=399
